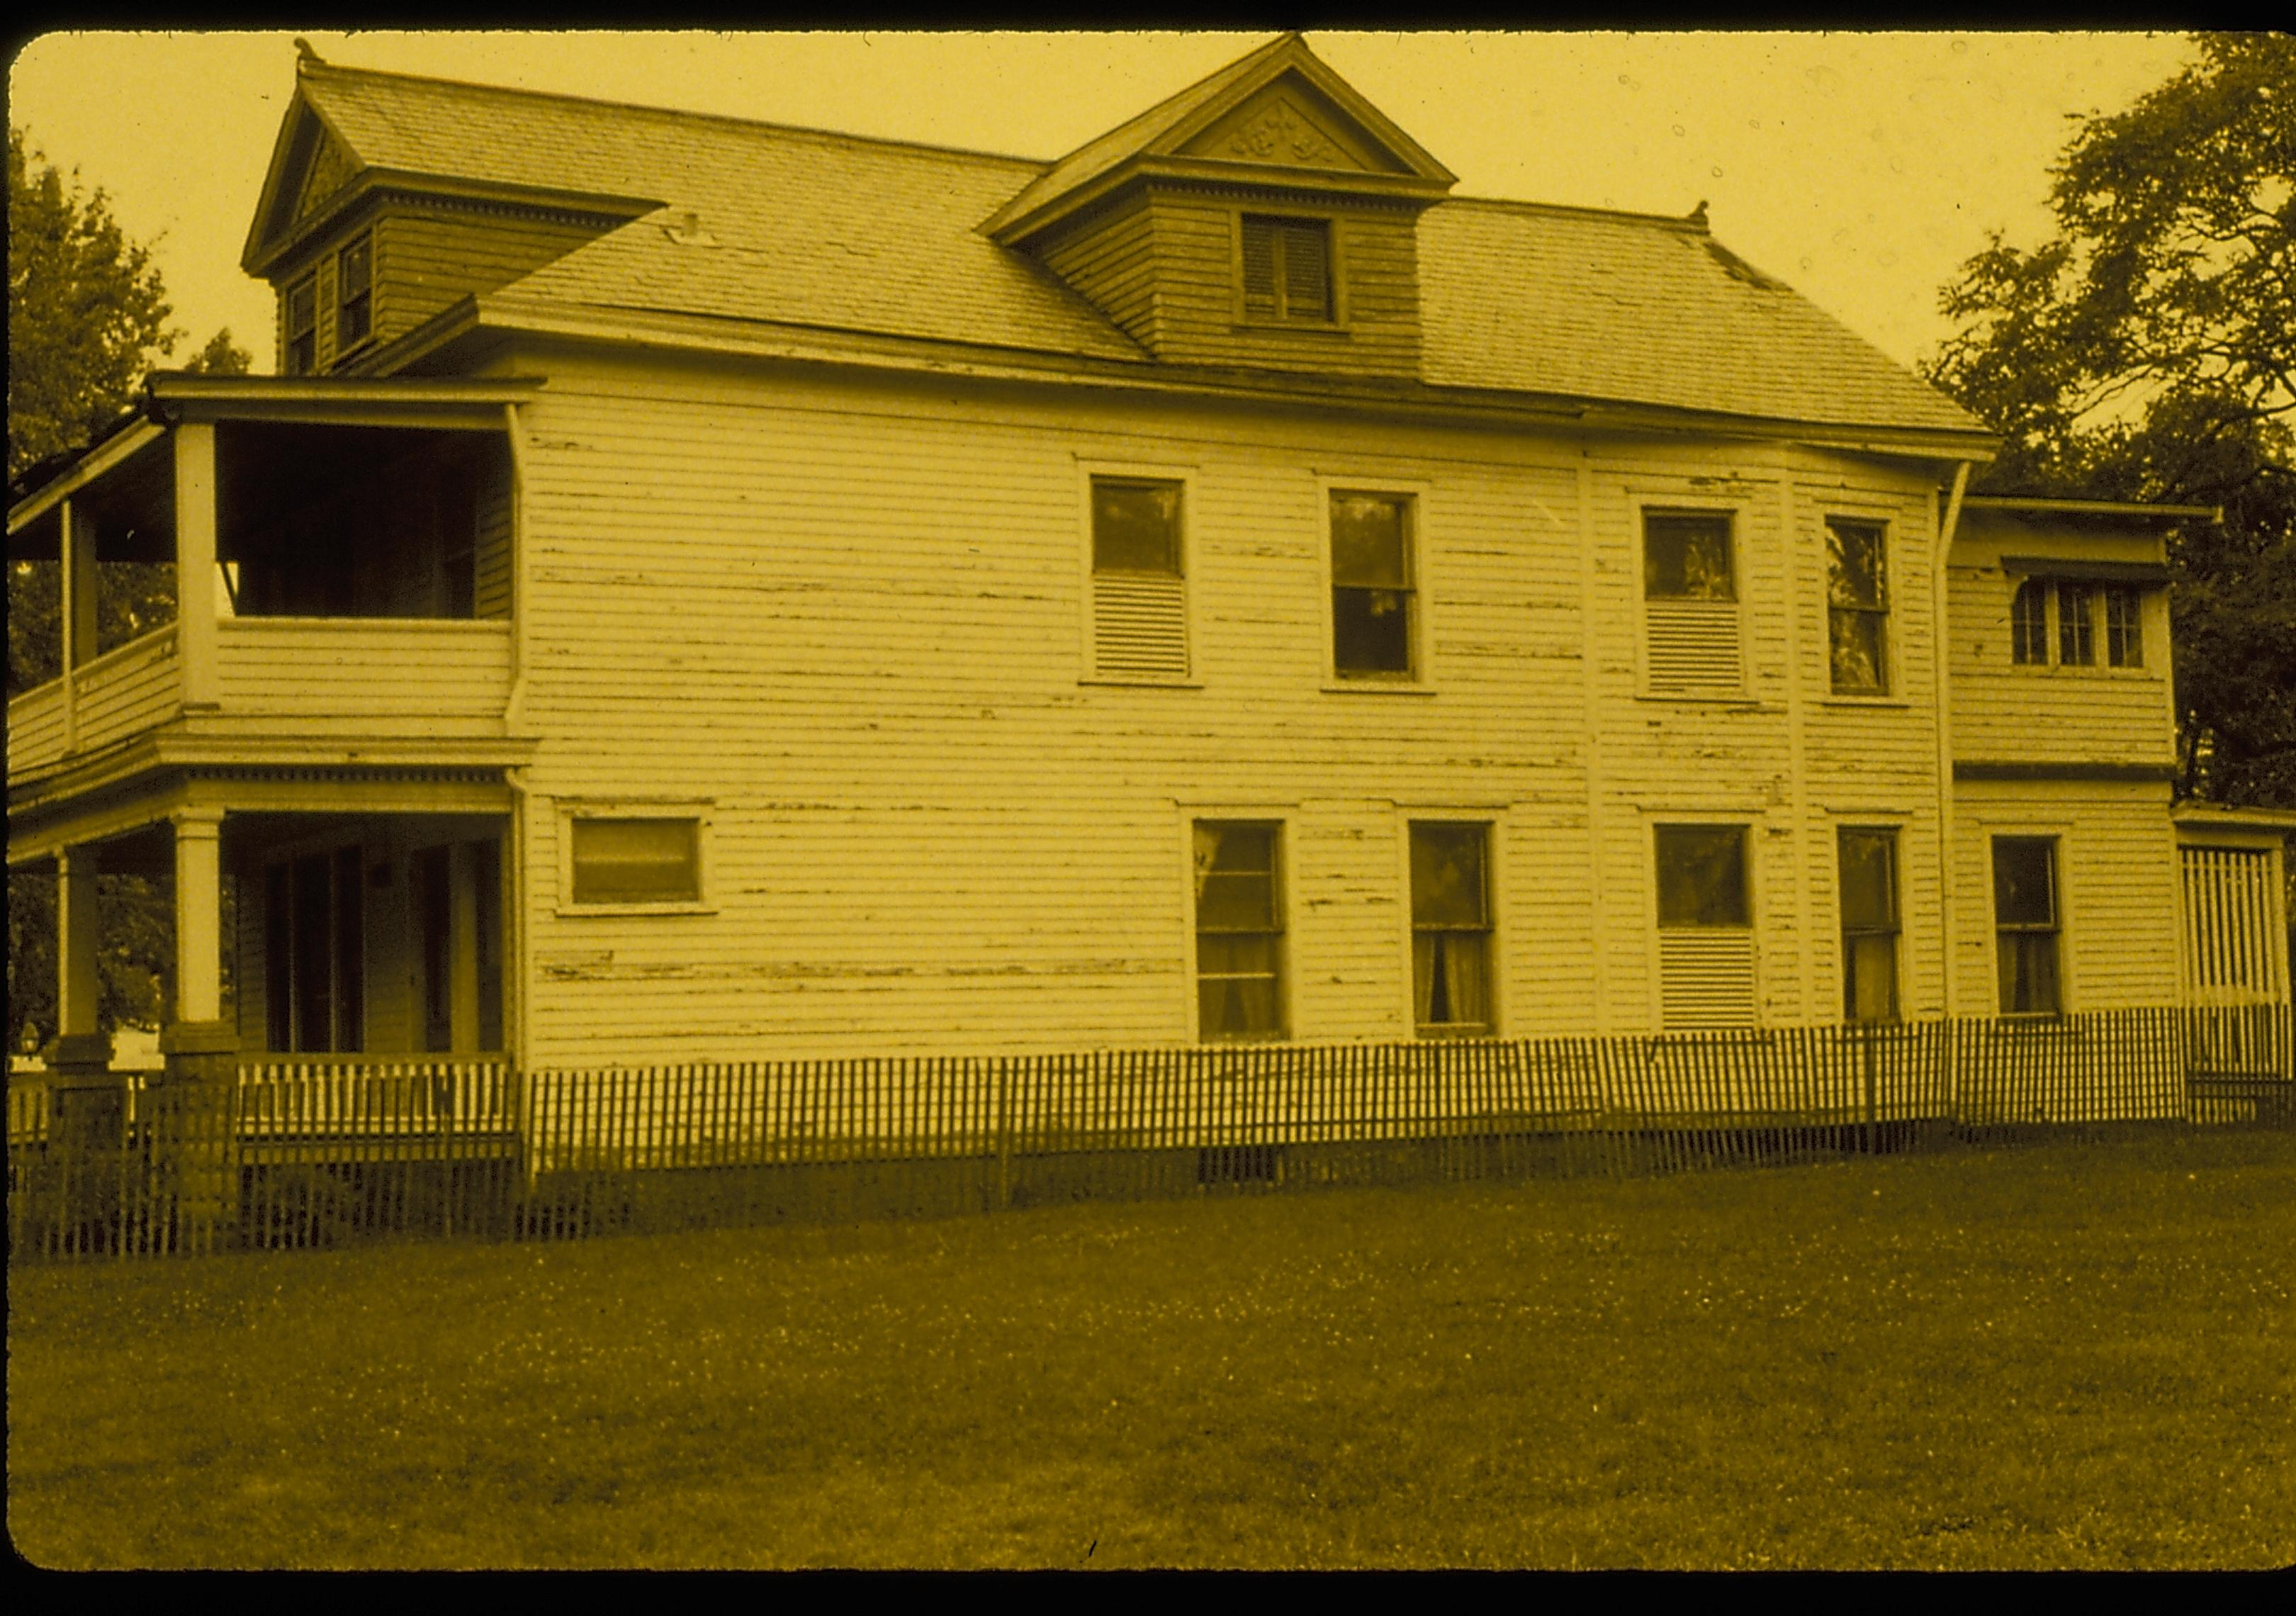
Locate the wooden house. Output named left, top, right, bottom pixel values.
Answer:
left=9, top=35, right=2290, bottom=1102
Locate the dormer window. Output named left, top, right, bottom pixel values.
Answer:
left=337, top=231, right=373, bottom=351
left=284, top=274, right=317, bottom=375
left=1241, top=214, right=1332, bottom=323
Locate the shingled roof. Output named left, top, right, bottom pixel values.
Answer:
left=277, top=50, right=1984, bottom=439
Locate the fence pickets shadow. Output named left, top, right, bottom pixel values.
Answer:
left=9, top=1004, right=2291, bottom=1261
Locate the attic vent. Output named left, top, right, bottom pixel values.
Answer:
left=663, top=211, right=719, bottom=247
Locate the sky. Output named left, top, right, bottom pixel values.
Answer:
left=8, top=29, right=2197, bottom=377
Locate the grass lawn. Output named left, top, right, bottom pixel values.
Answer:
left=9, top=1129, right=2294, bottom=1569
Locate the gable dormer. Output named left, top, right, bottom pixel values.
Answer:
left=241, top=52, right=656, bottom=377
left=984, top=35, right=1456, bottom=380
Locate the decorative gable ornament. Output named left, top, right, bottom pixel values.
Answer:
left=1213, top=99, right=1357, bottom=169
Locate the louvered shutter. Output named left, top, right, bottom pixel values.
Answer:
left=1280, top=220, right=1330, bottom=321
left=1659, top=929, right=1758, bottom=1028
left=1644, top=598, right=1743, bottom=693
left=1092, top=571, right=1190, bottom=679
left=1241, top=217, right=1279, bottom=319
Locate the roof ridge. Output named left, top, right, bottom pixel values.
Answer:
left=298, top=55, right=1057, bottom=173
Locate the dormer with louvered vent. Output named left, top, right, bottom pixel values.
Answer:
left=984, top=35, right=1456, bottom=380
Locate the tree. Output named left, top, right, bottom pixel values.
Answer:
left=1924, top=34, right=2295, bottom=808
left=6, top=125, right=252, bottom=1052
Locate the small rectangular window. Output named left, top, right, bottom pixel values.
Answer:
left=1331, top=492, right=1415, bottom=678
left=2010, top=578, right=2051, bottom=665
left=570, top=817, right=701, bottom=905
left=1410, top=823, right=1492, bottom=1036
left=1088, top=477, right=1188, bottom=680
left=1838, top=828, right=1899, bottom=1023
left=285, top=276, right=317, bottom=376
left=1993, top=836, right=2062, bottom=1016
left=1240, top=214, right=1332, bottom=323
left=1825, top=519, right=1889, bottom=695
left=1194, top=821, right=1285, bottom=1040
left=2104, top=586, right=2144, bottom=668
left=1643, top=512, right=1740, bottom=694
left=2056, top=582, right=2096, bottom=666
left=337, top=232, right=373, bottom=350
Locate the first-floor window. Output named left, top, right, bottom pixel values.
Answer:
left=569, top=816, right=701, bottom=905
left=1193, top=821, right=1284, bottom=1040
left=1993, top=836, right=2062, bottom=1016
left=1654, top=823, right=1757, bottom=1028
left=1410, top=822, right=1492, bottom=1035
left=1838, top=827, right=1900, bottom=1022
left=264, top=846, right=364, bottom=1053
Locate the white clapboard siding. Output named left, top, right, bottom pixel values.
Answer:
left=2181, top=846, right=2289, bottom=1004
left=1091, top=570, right=1190, bottom=680
left=1659, top=928, right=1758, bottom=1029
left=1643, top=597, right=1741, bottom=694
left=69, top=627, right=184, bottom=755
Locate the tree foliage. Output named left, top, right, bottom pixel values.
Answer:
left=6, top=126, right=250, bottom=1051
left=1925, top=35, right=2295, bottom=807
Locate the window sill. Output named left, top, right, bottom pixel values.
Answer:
left=1819, top=695, right=1913, bottom=710
left=556, top=902, right=716, bottom=919
left=1078, top=677, right=1203, bottom=690
left=1323, top=679, right=1436, bottom=697
left=1634, top=690, right=1767, bottom=709
left=1231, top=320, right=1351, bottom=337
left=2007, top=664, right=2156, bottom=678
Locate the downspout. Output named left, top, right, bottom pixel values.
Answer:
left=1932, top=461, right=1971, bottom=1019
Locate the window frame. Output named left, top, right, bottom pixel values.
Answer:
left=1316, top=476, right=1435, bottom=692
left=1075, top=459, right=1198, bottom=688
left=1407, top=818, right=1498, bottom=1039
left=2103, top=585, right=2145, bottom=668
left=556, top=800, right=714, bottom=916
left=283, top=272, right=318, bottom=376
left=2056, top=580, right=2098, bottom=666
left=1326, top=486, right=1422, bottom=685
left=2010, top=576, right=2052, bottom=666
left=1233, top=209, right=1345, bottom=328
left=1836, top=824, right=1901, bottom=1023
left=1635, top=500, right=1749, bottom=701
left=1823, top=516, right=1892, bottom=697
left=1189, top=817, right=1290, bottom=1043
left=335, top=228, right=375, bottom=355
left=1991, top=832, right=2067, bottom=1018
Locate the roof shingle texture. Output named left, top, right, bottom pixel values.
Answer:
left=300, top=64, right=1981, bottom=435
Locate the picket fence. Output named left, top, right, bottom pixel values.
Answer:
left=9, top=1003, right=2290, bottom=1261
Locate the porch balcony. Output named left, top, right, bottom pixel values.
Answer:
left=7, top=374, right=541, bottom=803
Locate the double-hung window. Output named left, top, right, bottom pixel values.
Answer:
left=1654, top=824, right=1756, bottom=1028
left=1193, top=821, right=1285, bottom=1040
left=1330, top=492, right=1416, bottom=679
left=2056, top=582, right=2096, bottom=666
left=1088, top=477, right=1188, bottom=680
left=1240, top=214, right=1332, bottom=324
left=284, top=274, right=318, bottom=376
left=337, top=230, right=373, bottom=351
left=2010, top=578, right=2051, bottom=664
left=1410, top=823, right=1493, bottom=1036
left=1825, top=519, right=1889, bottom=694
left=1838, top=827, right=1900, bottom=1022
left=1992, top=836, right=2063, bottom=1016
left=1643, top=512, right=1740, bottom=694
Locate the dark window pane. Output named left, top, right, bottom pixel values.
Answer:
left=2105, top=588, right=2144, bottom=668
left=1198, top=973, right=1281, bottom=1039
left=1998, top=931, right=2061, bottom=1016
left=1414, top=932, right=1491, bottom=1031
left=1644, top=515, right=1734, bottom=600
left=1839, top=830, right=1898, bottom=931
left=1656, top=825, right=1750, bottom=926
left=2057, top=583, right=2095, bottom=665
left=2011, top=578, right=2050, bottom=664
left=1825, top=521, right=1886, bottom=608
left=1332, top=587, right=1412, bottom=674
left=1195, top=932, right=1278, bottom=977
left=1410, top=824, right=1489, bottom=928
left=571, top=818, right=700, bottom=904
left=1830, top=608, right=1887, bottom=694
left=1331, top=495, right=1408, bottom=587
left=1196, top=872, right=1275, bottom=932
left=1992, top=837, right=2056, bottom=927
left=1092, top=479, right=1181, bottom=574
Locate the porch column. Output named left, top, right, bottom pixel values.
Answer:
left=45, top=847, right=124, bottom=1154
left=174, top=421, right=220, bottom=708
left=58, top=498, right=96, bottom=751
left=159, top=805, right=237, bottom=1250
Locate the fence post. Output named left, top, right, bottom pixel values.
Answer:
left=994, top=1057, right=1012, bottom=1212
left=156, top=1021, right=239, bottom=1254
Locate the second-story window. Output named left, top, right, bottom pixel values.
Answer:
left=2104, top=585, right=2144, bottom=667
left=1088, top=477, right=1188, bottom=680
left=1193, top=821, right=1285, bottom=1040
left=284, top=275, right=318, bottom=376
left=1241, top=214, right=1332, bottom=323
left=1825, top=518, right=1889, bottom=694
left=337, top=231, right=373, bottom=351
left=1410, top=822, right=1492, bottom=1036
left=2010, top=578, right=2051, bottom=664
left=1643, top=511, right=1740, bottom=695
left=2056, top=581, right=2096, bottom=666
left=1330, top=491, right=1415, bottom=679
